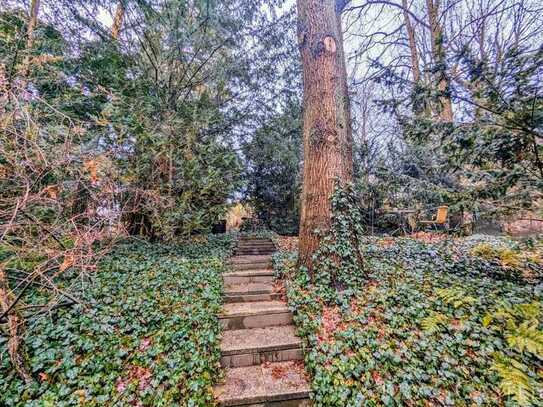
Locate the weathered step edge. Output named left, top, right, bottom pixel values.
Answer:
left=225, top=270, right=274, bottom=277
left=229, top=256, right=273, bottom=264
left=219, top=391, right=310, bottom=407
left=214, top=363, right=310, bottom=407
left=221, top=347, right=303, bottom=368
left=220, top=312, right=293, bottom=331
left=235, top=250, right=275, bottom=255
left=239, top=400, right=311, bottom=407
left=220, top=327, right=302, bottom=368
left=224, top=293, right=281, bottom=303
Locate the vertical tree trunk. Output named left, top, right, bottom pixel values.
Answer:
left=402, top=0, right=427, bottom=117
left=26, top=0, right=41, bottom=50
left=402, top=0, right=421, bottom=84
left=426, top=0, right=453, bottom=122
left=20, top=0, right=41, bottom=78
left=296, top=0, right=353, bottom=270
left=111, top=1, right=125, bottom=40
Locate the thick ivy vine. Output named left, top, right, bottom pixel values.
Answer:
left=308, top=183, right=367, bottom=299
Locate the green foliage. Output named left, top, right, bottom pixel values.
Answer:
left=276, top=187, right=543, bottom=405
left=492, top=354, right=540, bottom=406
left=308, top=184, right=367, bottom=297
left=0, top=235, right=235, bottom=405
left=420, top=311, right=448, bottom=333
left=435, top=287, right=476, bottom=308
left=441, top=45, right=543, bottom=206
left=243, top=99, right=302, bottom=235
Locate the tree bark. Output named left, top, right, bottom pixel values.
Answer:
left=402, top=0, right=421, bottom=84
left=296, top=0, right=354, bottom=271
left=111, top=1, right=125, bottom=40
left=426, top=0, right=453, bottom=122
left=20, top=0, right=41, bottom=78
left=402, top=0, right=428, bottom=117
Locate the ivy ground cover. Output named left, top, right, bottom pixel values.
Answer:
left=276, top=235, right=543, bottom=406
left=1, top=234, right=235, bottom=406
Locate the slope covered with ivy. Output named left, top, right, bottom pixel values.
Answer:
left=0, top=235, right=235, bottom=406
left=276, top=234, right=543, bottom=406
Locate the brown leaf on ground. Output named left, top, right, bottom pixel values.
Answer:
left=275, top=236, right=298, bottom=252
left=371, top=370, right=384, bottom=386
left=138, top=337, right=153, bottom=352
left=116, top=364, right=152, bottom=394
left=379, top=238, right=395, bottom=247
left=272, top=279, right=287, bottom=301
left=450, top=319, right=463, bottom=330
left=317, top=306, right=347, bottom=344
left=271, top=364, right=288, bottom=379
left=408, top=232, right=448, bottom=243
left=43, top=184, right=59, bottom=199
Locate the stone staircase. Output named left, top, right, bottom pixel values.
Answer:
left=213, top=237, right=310, bottom=407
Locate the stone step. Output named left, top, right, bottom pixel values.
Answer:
left=230, top=255, right=273, bottom=264
left=236, top=245, right=275, bottom=250
left=236, top=246, right=275, bottom=251
left=224, top=270, right=274, bottom=285
left=220, top=301, right=292, bottom=330
left=229, top=256, right=273, bottom=271
left=220, top=326, right=303, bottom=368
left=235, top=251, right=275, bottom=257
left=231, top=263, right=273, bottom=272
left=224, top=282, right=280, bottom=303
left=224, top=293, right=281, bottom=303
left=214, top=362, right=310, bottom=406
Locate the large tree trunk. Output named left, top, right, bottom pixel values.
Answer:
left=426, top=0, right=453, bottom=122
left=296, top=0, right=353, bottom=270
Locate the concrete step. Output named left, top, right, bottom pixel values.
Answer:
left=213, top=362, right=310, bottom=406
left=229, top=256, right=273, bottom=270
left=231, top=262, right=273, bottom=272
left=236, top=246, right=275, bottom=251
left=224, top=270, right=274, bottom=285
left=220, top=301, right=292, bottom=330
left=224, top=293, right=281, bottom=303
left=230, top=255, right=273, bottom=264
left=235, top=251, right=275, bottom=257
left=236, top=246, right=275, bottom=250
left=238, top=240, right=275, bottom=245
left=224, top=282, right=280, bottom=303
left=220, top=326, right=303, bottom=368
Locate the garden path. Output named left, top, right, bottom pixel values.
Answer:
left=213, top=237, right=310, bottom=406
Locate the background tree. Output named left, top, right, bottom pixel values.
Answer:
left=0, top=0, right=296, bottom=382
left=244, top=99, right=302, bottom=235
